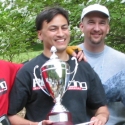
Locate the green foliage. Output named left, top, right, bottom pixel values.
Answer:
left=0, top=0, right=125, bottom=62
left=105, top=0, right=125, bottom=52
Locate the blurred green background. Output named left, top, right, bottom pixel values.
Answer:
left=0, top=0, right=125, bottom=62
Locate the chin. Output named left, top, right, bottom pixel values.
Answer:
left=56, top=47, right=67, bottom=52
left=91, top=40, right=102, bottom=45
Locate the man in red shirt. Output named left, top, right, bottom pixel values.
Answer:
left=0, top=60, right=22, bottom=116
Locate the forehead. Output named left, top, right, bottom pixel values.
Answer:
left=83, top=11, right=108, bottom=20
left=43, top=14, right=68, bottom=27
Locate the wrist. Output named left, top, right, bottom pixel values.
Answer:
left=95, top=114, right=108, bottom=123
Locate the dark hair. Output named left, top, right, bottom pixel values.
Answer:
left=35, top=7, right=69, bottom=31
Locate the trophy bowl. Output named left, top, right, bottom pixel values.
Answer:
left=40, top=46, right=74, bottom=125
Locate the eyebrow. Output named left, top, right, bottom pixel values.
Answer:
left=49, top=24, right=68, bottom=27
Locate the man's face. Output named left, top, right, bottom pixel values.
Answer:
left=38, top=14, right=70, bottom=53
left=80, top=12, right=110, bottom=46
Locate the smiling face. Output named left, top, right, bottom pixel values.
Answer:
left=80, top=11, right=110, bottom=47
left=38, top=14, right=70, bottom=57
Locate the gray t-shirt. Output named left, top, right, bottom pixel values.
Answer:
left=78, top=43, right=125, bottom=125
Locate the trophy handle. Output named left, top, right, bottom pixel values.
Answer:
left=67, top=57, right=78, bottom=86
left=33, top=65, right=50, bottom=96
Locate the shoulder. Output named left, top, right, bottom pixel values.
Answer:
left=77, top=60, right=101, bottom=83
left=68, top=57, right=91, bottom=68
left=78, top=43, right=83, bottom=49
left=17, top=54, right=48, bottom=73
left=69, top=57, right=94, bottom=76
left=78, top=60, right=93, bottom=71
left=0, top=60, right=13, bottom=65
left=0, top=60, right=22, bottom=70
left=106, top=45, right=125, bottom=58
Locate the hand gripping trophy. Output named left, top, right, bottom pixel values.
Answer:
left=40, top=46, right=78, bottom=125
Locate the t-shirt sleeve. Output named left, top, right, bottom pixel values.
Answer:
left=8, top=66, right=31, bottom=115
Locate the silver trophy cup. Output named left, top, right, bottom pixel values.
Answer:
left=40, top=46, right=78, bottom=125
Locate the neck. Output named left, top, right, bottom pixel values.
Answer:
left=57, top=52, right=69, bottom=61
left=43, top=49, right=69, bottom=61
left=84, top=41, right=105, bottom=53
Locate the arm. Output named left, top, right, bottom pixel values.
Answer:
left=86, top=65, right=109, bottom=125
left=90, top=106, right=109, bottom=125
left=8, top=115, right=53, bottom=125
left=8, top=62, right=53, bottom=125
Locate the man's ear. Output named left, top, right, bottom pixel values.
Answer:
left=79, top=22, right=84, bottom=33
left=37, top=30, right=43, bottom=40
left=106, top=25, right=110, bottom=34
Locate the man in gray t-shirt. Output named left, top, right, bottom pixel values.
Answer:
left=78, top=4, right=125, bottom=125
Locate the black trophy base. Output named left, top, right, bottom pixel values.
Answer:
left=46, top=112, right=73, bottom=125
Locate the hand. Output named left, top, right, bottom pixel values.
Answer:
left=66, top=46, right=87, bottom=62
left=38, top=120, right=53, bottom=125
left=75, top=50, right=87, bottom=62
left=89, top=116, right=106, bottom=125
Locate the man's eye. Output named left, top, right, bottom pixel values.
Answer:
left=50, top=28, right=56, bottom=31
left=62, top=26, right=68, bottom=30
left=100, top=22, right=106, bottom=25
left=88, top=21, right=94, bottom=24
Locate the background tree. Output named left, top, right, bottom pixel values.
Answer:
left=0, top=0, right=125, bottom=62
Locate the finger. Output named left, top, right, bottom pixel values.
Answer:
left=71, top=52, right=77, bottom=57
left=42, top=120, right=53, bottom=125
left=78, top=55, right=83, bottom=62
left=77, top=51, right=87, bottom=62
left=83, top=55, right=87, bottom=62
left=76, top=51, right=87, bottom=62
left=94, top=120, right=102, bottom=125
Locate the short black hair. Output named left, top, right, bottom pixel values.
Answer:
left=35, top=7, right=69, bottom=31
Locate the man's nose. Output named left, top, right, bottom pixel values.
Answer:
left=93, top=23, right=100, bottom=31
left=57, top=28, right=64, bottom=36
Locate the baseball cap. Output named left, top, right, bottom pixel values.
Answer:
left=81, top=4, right=110, bottom=20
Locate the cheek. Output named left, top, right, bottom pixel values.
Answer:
left=43, top=32, right=55, bottom=40
left=83, top=25, right=92, bottom=32
left=103, top=28, right=109, bottom=35
left=48, top=31, right=57, bottom=36
left=63, top=30, right=70, bottom=37
left=67, top=31, right=70, bottom=37
left=83, top=28, right=91, bottom=34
